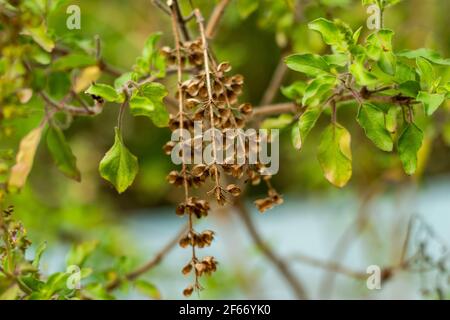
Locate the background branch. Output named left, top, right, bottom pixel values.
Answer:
left=234, top=199, right=308, bottom=300
left=205, top=0, right=231, bottom=38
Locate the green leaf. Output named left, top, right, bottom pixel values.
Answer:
left=129, top=83, right=169, bottom=127
left=397, top=123, right=423, bottom=175
left=398, top=81, right=420, bottom=98
left=261, top=114, right=293, bottom=129
left=308, top=18, right=351, bottom=52
left=292, top=106, right=322, bottom=150
left=22, top=23, right=54, bottom=52
left=318, top=124, right=352, bottom=187
left=47, top=126, right=81, bottom=182
left=357, top=103, right=393, bottom=151
left=350, top=56, right=378, bottom=86
left=416, top=57, right=435, bottom=91
left=281, top=81, right=306, bottom=102
left=47, top=72, right=71, bottom=100
left=397, top=48, right=450, bottom=66
left=323, top=53, right=348, bottom=67
left=366, top=29, right=396, bottom=75
left=53, top=54, right=97, bottom=71
left=285, top=53, right=331, bottom=77
left=32, top=242, right=47, bottom=269
left=99, top=128, right=139, bottom=194
left=85, top=83, right=121, bottom=102
left=134, top=33, right=166, bottom=78
left=135, top=280, right=161, bottom=300
left=114, top=72, right=133, bottom=90
left=395, top=61, right=417, bottom=83
left=66, top=240, right=99, bottom=267
left=237, top=0, right=259, bottom=18
left=416, top=91, right=445, bottom=115
left=302, top=75, right=336, bottom=107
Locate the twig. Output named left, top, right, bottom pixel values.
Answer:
left=253, top=102, right=299, bottom=117
left=260, top=56, right=289, bottom=106
left=205, top=0, right=231, bottom=38
left=106, top=224, right=188, bottom=291
left=171, top=0, right=191, bottom=41
left=291, top=253, right=368, bottom=280
left=318, top=178, right=385, bottom=299
left=234, top=199, right=308, bottom=299
left=39, top=92, right=104, bottom=116
left=151, top=0, right=171, bottom=16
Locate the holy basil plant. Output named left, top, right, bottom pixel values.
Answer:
left=283, top=16, right=449, bottom=187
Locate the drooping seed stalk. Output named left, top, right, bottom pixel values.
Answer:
left=195, top=9, right=221, bottom=190
left=169, top=4, right=199, bottom=288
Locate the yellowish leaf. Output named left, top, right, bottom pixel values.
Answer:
left=8, top=126, right=44, bottom=191
left=73, top=66, right=101, bottom=93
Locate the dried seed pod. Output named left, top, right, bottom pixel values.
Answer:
left=163, top=141, right=176, bottom=155
left=239, top=103, right=253, bottom=116
left=182, top=262, right=193, bottom=275
left=192, top=164, right=208, bottom=177
left=231, top=74, right=244, bottom=85
left=217, top=62, right=232, bottom=73
left=226, top=184, right=241, bottom=197
left=167, top=171, right=184, bottom=187
left=183, top=285, right=194, bottom=297
left=195, top=262, right=206, bottom=276
left=179, top=235, right=190, bottom=248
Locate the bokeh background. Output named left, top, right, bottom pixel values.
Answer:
left=6, top=0, right=450, bottom=299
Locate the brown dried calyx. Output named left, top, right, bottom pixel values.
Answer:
left=164, top=36, right=283, bottom=297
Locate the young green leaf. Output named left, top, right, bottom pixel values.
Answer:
left=32, top=242, right=47, bottom=269
left=281, top=81, right=306, bottom=102
left=85, top=83, right=121, bottom=102
left=416, top=57, right=435, bottom=91
left=129, top=83, right=169, bottom=127
left=350, top=56, right=378, bottom=86
left=318, top=124, right=352, bottom=187
left=292, top=106, right=322, bottom=150
left=397, top=123, right=424, bottom=175
left=416, top=91, right=445, bottom=115
left=99, top=128, right=139, bottom=194
left=46, top=126, right=81, bottom=182
left=366, top=29, right=396, bottom=75
left=66, top=240, right=99, bottom=268
left=261, top=114, right=293, bottom=129
left=357, top=103, right=393, bottom=151
left=302, top=76, right=336, bottom=107
left=308, top=18, right=350, bottom=52
left=135, top=280, right=161, bottom=300
left=53, top=54, right=97, bottom=71
left=22, top=23, right=55, bottom=52
left=285, top=54, right=331, bottom=77
left=397, top=48, right=450, bottom=66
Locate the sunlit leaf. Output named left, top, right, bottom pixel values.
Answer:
left=318, top=124, right=352, bottom=187
left=357, top=102, right=393, bottom=151
left=8, top=126, right=44, bottom=191
left=397, top=123, right=423, bottom=175
left=99, top=128, right=139, bottom=194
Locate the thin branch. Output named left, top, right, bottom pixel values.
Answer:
left=260, top=56, right=289, bottom=106
left=234, top=199, right=308, bottom=300
left=172, top=0, right=191, bottom=41
left=106, top=224, right=188, bottom=291
left=151, top=0, right=171, bottom=16
left=291, top=253, right=368, bottom=280
left=205, top=0, right=231, bottom=39
left=253, top=102, right=300, bottom=117
left=39, top=92, right=104, bottom=116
